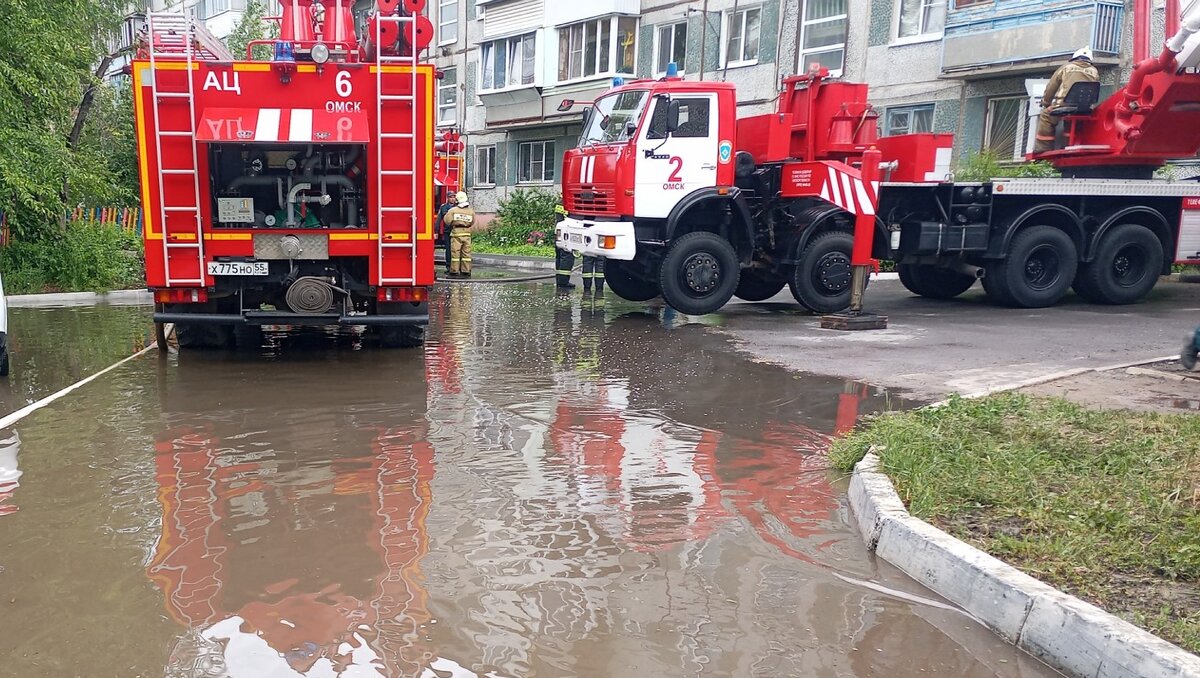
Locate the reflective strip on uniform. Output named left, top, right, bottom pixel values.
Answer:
left=556, top=269, right=572, bottom=275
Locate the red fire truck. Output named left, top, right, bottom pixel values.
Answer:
left=556, top=5, right=1200, bottom=317
left=134, top=1, right=437, bottom=349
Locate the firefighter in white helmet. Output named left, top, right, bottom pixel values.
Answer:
left=443, top=191, right=475, bottom=277
left=1034, top=47, right=1099, bottom=153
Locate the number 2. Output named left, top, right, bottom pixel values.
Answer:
left=336, top=71, right=353, bottom=97
left=667, top=156, right=683, bottom=183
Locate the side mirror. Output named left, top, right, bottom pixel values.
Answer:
left=624, top=119, right=637, bottom=137
left=557, top=99, right=576, bottom=112
left=667, top=100, right=682, bottom=133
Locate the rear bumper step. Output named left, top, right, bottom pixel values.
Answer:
left=153, top=312, right=428, bottom=327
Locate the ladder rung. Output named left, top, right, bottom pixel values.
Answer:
left=380, top=95, right=414, bottom=102
left=161, top=169, right=196, bottom=175
left=164, top=206, right=198, bottom=212
left=167, top=279, right=205, bottom=285
left=381, top=207, right=413, bottom=212
left=158, top=131, right=194, bottom=137
left=382, top=242, right=415, bottom=247
left=380, top=133, right=414, bottom=140
left=381, top=170, right=414, bottom=176
left=166, top=242, right=203, bottom=248
left=156, top=92, right=192, bottom=99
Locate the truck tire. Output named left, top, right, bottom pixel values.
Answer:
left=604, top=258, right=660, bottom=302
left=897, top=263, right=976, bottom=300
left=176, top=324, right=234, bottom=350
left=734, top=270, right=787, bottom=301
left=658, top=231, right=740, bottom=315
left=0, top=349, right=9, bottom=377
left=378, top=325, right=424, bottom=348
left=990, top=225, right=1078, bottom=308
left=1072, top=224, right=1163, bottom=305
left=789, top=231, right=854, bottom=313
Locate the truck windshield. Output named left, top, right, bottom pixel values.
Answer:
left=578, top=90, right=649, bottom=147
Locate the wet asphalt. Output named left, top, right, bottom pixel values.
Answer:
left=0, top=281, right=1060, bottom=677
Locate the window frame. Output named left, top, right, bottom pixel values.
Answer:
left=517, top=140, right=556, bottom=185
left=437, top=67, right=457, bottom=126
left=438, top=0, right=458, bottom=46
left=479, top=32, right=538, bottom=93
left=797, top=0, right=848, bottom=77
left=983, top=95, right=1030, bottom=162
left=474, top=145, right=496, bottom=188
left=884, top=103, right=935, bottom=136
left=721, top=6, right=763, bottom=69
left=556, top=15, right=638, bottom=84
left=654, top=21, right=688, bottom=75
left=893, top=0, right=946, bottom=45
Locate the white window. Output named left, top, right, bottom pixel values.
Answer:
left=438, top=67, right=457, bottom=125
left=896, top=0, right=946, bottom=40
left=438, top=0, right=458, bottom=44
left=722, top=7, right=761, bottom=67
left=481, top=33, right=537, bottom=91
left=798, top=0, right=847, bottom=75
left=557, top=16, right=638, bottom=82
left=474, top=145, right=496, bottom=187
left=518, top=141, right=555, bottom=184
left=984, top=95, right=1029, bottom=162
left=196, top=0, right=232, bottom=19
left=655, top=22, right=688, bottom=75
left=885, top=104, right=934, bottom=135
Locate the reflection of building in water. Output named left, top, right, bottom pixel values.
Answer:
left=0, top=432, right=21, bottom=517
left=147, top=421, right=438, bottom=677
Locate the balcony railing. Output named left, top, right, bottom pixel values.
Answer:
left=941, top=1, right=1123, bottom=75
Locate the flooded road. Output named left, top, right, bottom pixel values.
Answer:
left=0, top=283, right=1057, bottom=677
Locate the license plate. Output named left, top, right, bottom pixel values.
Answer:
left=207, top=261, right=268, bottom=276
left=569, top=233, right=583, bottom=244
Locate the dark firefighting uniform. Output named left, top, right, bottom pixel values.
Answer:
left=554, top=204, right=575, bottom=288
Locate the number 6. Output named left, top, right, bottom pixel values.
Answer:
left=336, top=71, right=353, bottom=97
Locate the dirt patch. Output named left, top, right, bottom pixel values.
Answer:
left=1023, top=360, right=1200, bottom=414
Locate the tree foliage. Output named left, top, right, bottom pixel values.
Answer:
left=227, top=0, right=279, bottom=62
left=0, top=0, right=132, bottom=240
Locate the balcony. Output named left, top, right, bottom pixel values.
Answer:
left=941, top=1, right=1123, bottom=77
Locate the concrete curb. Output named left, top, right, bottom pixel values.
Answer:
left=849, top=452, right=1200, bottom=678
left=7, top=289, right=152, bottom=307
left=464, top=253, right=555, bottom=271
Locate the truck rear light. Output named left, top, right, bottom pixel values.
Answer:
left=154, top=288, right=208, bottom=304
left=599, top=236, right=617, bottom=250
left=377, top=286, right=428, bottom=302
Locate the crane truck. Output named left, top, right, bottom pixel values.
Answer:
left=556, top=6, right=1200, bottom=317
left=134, top=0, right=438, bottom=349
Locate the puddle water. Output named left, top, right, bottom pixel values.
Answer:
left=0, top=284, right=1057, bottom=677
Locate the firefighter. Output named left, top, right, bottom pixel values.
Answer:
left=1034, top=47, right=1100, bottom=154
left=581, top=255, right=605, bottom=297
left=435, top=194, right=455, bottom=274
left=554, top=204, right=576, bottom=289
left=443, top=191, right=474, bottom=277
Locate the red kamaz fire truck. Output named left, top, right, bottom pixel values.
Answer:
left=556, top=2, right=1200, bottom=317
left=135, top=1, right=437, bottom=348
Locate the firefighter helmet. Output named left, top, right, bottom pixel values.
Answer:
left=1071, top=46, right=1093, bottom=62
left=455, top=191, right=469, bottom=206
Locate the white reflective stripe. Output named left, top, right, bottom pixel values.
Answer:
left=819, top=183, right=831, bottom=204
left=854, top=178, right=875, bottom=216
left=840, top=173, right=856, bottom=213
left=586, top=156, right=596, bottom=183
left=288, top=109, right=313, bottom=141
left=579, top=157, right=587, bottom=183
left=826, top=166, right=843, bottom=209
left=255, top=108, right=281, bottom=142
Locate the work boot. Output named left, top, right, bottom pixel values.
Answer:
left=594, top=282, right=605, bottom=298
left=582, top=283, right=592, bottom=295
left=556, top=275, right=575, bottom=289
left=1184, top=334, right=1199, bottom=371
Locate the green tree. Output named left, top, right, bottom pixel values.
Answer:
left=226, top=0, right=278, bottom=62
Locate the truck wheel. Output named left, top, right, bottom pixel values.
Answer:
left=604, top=258, right=660, bottom=302
left=658, top=232, right=740, bottom=315
left=734, top=270, right=787, bottom=301
left=789, top=231, right=854, bottom=313
left=991, top=226, right=1078, bottom=308
left=897, top=264, right=976, bottom=300
left=378, top=325, right=424, bottom=349
left=1072, top=224, right=1163, bottom=305
left=175, top=324, right=234, bottom=350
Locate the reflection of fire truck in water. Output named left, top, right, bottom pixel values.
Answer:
left=147, top=364, right=436, bottom=676
left=134, top=1, right=439, bottom=350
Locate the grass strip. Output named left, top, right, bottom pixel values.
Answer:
left=832, top=392, right=1200, bottom=654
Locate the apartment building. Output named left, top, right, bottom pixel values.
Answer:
left=148, top=0, right=282, bottom=38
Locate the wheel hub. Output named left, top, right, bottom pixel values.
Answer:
left=683, top=253, right=720, bottom=294
left=1112, top=244, right=1146, bottom=286
left=816, top=253, right=851, bottom=293
left=1023, top=246, right=1060, bottom=291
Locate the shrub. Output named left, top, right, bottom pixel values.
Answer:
left=494, top=188, right=561, bottom=233
left=0, top=222, right=144, bottom=294
left=953, top=149, right=1059, bottom=182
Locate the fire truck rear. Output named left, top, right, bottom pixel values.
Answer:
left=135, top=1, right=437, bottom=348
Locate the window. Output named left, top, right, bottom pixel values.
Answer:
left=557, top=16, right=637, bottom=82
left=481, top=33, right=536, bottom=91
left=196, top=0, right=235, bottom=19
left=954, top=0, right=991, bottom=7
left=518, top=141, right=555, bottom=184
left=984, top=96, right=1029, bottom=161
left=474, top=145, right=496, bottom=186
left=799, top=0, right=848, bottom=75
left=438, top=68, right=457, bottom=125
left=723, top=7, right=761, bottom=67
left=580, top=90, right=649, bottom=145
left=646, top=97, right=711, bottom=139
left=655, top=22, right=688, bottom=74
left=885, top=104, right=934, bottom=135
left=439, top=0, right=458, bottom=44
left=897, top=0, right=946, bottom=40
